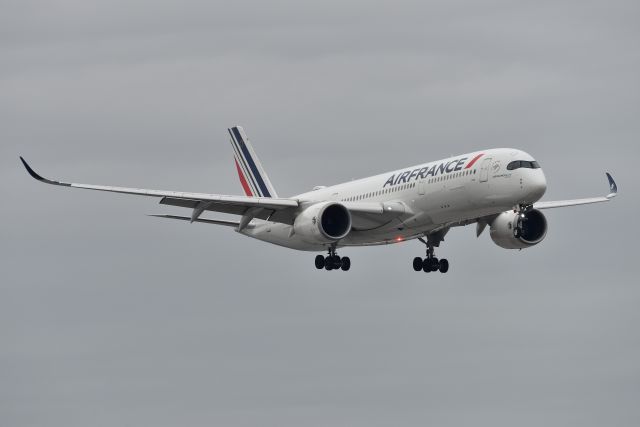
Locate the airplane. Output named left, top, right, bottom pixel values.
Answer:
left=20, top=126, right=618, bottom=273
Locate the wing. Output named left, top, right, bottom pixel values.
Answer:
left=533, top=172, right=618, bottom=210
left=20, top=157, right=406, bottom=228
left=20, top=157, right=299, bottom=223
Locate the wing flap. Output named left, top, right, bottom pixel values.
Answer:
left=159, top=197, right=250, bottom=216
left=159, top=197, right=200, bottom=209
left=148, top=214, right=241, bottom=227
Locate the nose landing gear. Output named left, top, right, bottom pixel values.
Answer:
left=315, top=246, right=351, bottom=271
left=513, top=203, right=533, bottom=238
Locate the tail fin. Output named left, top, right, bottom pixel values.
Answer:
left=228, top=126, right=278, bottom=198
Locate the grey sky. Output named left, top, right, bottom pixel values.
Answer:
left=1, top=1, right=639, bottom=426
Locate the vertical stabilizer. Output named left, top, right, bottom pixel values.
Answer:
left=228, top=126, right=278, bottom=198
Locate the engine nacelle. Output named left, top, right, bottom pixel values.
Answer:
left=293, top=202, right=352, bottom=244
left=490, top=209, right=548, bottom=249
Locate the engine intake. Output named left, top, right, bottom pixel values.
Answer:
left=490, top=209, right=548, bottom=249
left=293, top=202, right=352, bottom=243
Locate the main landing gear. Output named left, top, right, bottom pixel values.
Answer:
left=413, top=234, right=449, bottom=274
left=315, top=247, right=351, bottom=271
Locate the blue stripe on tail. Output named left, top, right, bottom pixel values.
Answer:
left=231, top=127, right=271, bottom=197
left=228, top=129, right=261, bottom=196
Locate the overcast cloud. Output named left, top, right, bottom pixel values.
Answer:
left=1, top=1, right=639, bottom=426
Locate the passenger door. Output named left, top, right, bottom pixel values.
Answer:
left=418, top=180, right=426, bottom=195
left=479, top=158, right=492, bottom=182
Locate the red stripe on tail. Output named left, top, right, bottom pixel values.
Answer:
left=235, top=158, right=253, bottom=196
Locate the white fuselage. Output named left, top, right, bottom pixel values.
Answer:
left=240, top=148, right=547, bottom=251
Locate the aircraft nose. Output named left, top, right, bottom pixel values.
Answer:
left=526, top=170, right=547, bottom=202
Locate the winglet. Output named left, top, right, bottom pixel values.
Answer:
left=19, top=156, right=70, bottom=186
left=605, top=172, right=618, bottom=199
left=20, top=156, right=44, bottom=181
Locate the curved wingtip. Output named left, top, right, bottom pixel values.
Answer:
left=605, top=172, right=618, bottom=198
left=20, top=156, right=46, bottom=181
left=19, top=156, right=70, bottom=186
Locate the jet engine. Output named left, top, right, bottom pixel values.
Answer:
left=293, top=202, right=352, bottom=244
left=489, top=209, right=548, bottom=249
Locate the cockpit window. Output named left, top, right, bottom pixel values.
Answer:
left=507, top=160, right=541, bottom=170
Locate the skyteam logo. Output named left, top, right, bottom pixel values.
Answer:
left=382, top=153, right=484, bottom=188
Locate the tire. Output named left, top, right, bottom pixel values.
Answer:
left=422, top=258, right=431, bottom=273
left=315, top=255, right=325, bottom=269
left=430, top=257, right=440, bottom=272
left=325, top=257, right=333, bottom=270
left=341, top=257, right=351, bottom=271
left=439, top=259, right=449, bottom=273
left=413, top=257, right=423, bottom=271
left=332, top=255, right=342, bottom=270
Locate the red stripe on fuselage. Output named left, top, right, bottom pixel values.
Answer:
left=465, top=153, right=484, bottom=169
left=235, top=158, right=253, bottom=196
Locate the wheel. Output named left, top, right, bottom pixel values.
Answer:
left=422, top=258, right=431, bottom=273
left=439, top=259, right=449, bottom=273
left=325, top=256, right=333, bottom=270
left=325, top=263, right=333, bottom=271
left=315, top=255, right=325, bottom=269
left=341, top=257, right=351, bottom=271
left=332, top=255, right=342, bottom=270
left=430, top=257, right=440, bottom=272
left=413, top=257, right=423, bottom=271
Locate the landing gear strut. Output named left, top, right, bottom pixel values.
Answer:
left=413, top=232, right=450, bottom=274
left=315, top=246, right=350, bottom=271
